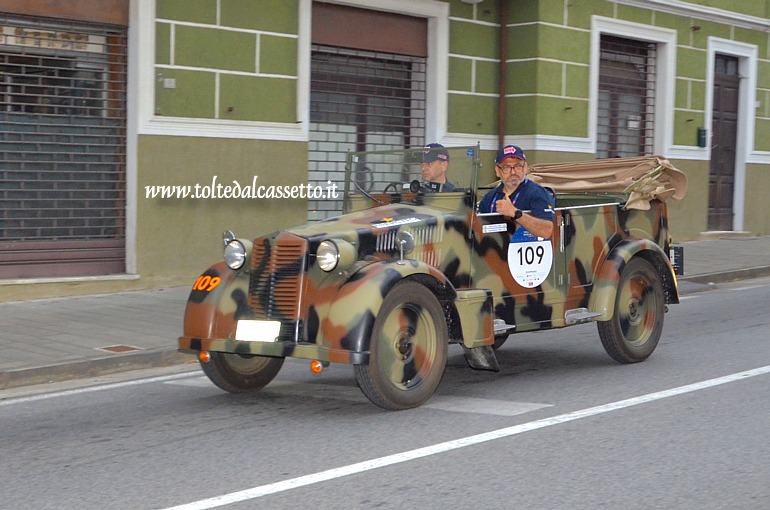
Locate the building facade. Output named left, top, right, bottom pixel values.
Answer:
left=1, top=0, right=769, bottom=300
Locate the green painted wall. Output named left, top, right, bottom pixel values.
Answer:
left=147, top=0, right=770, bottom=255
left=487, top=0, right=770, bottom=159
left=664, top=159, right=710, bottom=238
left=564, top=1, right=615, bottom=29
left=174, top=26, right=256, bottom=72
left=447, top=95, right=499, bottom=135
left=757, top=118, right=770, bottom=152
left=221, top=0, right=298, bottom=32
left=156, top=0, right=216, bottom=24
left=219, top=75, right=296, bottom=122
left=137, top=136, right=308, bottom=280
left=426, top=0, right=769, bottom=240
left=745, top=164, right=770, bottom=234
left=450, top=18, right=498, bottom=58
left=155, top=69, right=216, bottom=118
left=146, top=0, right=767, bottom=242
left=687, top=0, right=769, bottom=19
left=154, top=0, right=298, bottom=121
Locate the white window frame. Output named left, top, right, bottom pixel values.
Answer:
left=590, top=17, right=677, bottom=157
left=306, top=0, right=449, bottom=144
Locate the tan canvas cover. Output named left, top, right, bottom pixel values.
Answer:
left=528, top=156, right=688, bottom=210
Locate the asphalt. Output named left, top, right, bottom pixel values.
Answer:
left=1, top=235, right=769, bottom=390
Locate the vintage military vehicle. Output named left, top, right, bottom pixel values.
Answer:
left=178, top=145, right=687, bottom=410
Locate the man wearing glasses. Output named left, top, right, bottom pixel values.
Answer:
left=477, top=145, right=555, bottom=239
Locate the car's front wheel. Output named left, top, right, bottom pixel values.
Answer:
left=201, top=352, right=284, bottom=393
left=598, top=257, right=664, bottom=363
left=354, top=281, right=448, bottom=410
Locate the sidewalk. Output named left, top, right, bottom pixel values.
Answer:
left=1, top=235, right=769, bottom=390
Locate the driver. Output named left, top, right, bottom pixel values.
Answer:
left=421, top=143, right=456, bottom=192
left=477, top=144, right=554, bottom=239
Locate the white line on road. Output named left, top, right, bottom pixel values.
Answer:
left=729, top=284, right=766, bottom=291
left=160, top=364, right=770, bottom=510
left=0, top=371, right=198, bottom=407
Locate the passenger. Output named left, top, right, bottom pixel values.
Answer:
left=420, top=143, right=456, bottom=192
left=477, top=145, right=555, bottom=238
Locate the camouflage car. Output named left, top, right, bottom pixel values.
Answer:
left=178, top=145, right=685, bottom=410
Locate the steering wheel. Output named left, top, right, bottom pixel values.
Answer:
left=353, top=163, right=374, bottom=192
left=382, top=182, right=402, bottom=193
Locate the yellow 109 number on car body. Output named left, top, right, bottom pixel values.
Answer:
left=193, top=275, right=222, bottom=292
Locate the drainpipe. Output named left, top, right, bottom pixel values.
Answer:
left=498, top=0, right=508, bottom=148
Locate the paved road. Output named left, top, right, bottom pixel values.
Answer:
left=2, top=276, right=769, bottom=510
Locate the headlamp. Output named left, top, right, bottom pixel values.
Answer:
left=224, top=239, right=247, bottom=270
left=316, top=240, right=339, bottom=272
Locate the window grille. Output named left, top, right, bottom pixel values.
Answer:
left=0, top=16, right=127, bottom=277
left=308, top=45, right=426, bottom=221
left=597, top=35, right=656, bottom=158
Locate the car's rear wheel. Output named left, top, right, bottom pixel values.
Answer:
left=354, top=281, right=448, bottom=410
left=598, top=257, right=664, bottom=363
left=201, top=352, right=284, bottom=393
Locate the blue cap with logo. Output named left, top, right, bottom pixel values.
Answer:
left=422, top=143, right=450, bottom=163
left=495, top=145, right=526, bottom=164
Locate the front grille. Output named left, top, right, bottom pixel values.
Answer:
left=248, top=234, right=308, bottom=328
left=375, top=230, right=398, bottom=252
left=374, top=225, right=442, bottom=267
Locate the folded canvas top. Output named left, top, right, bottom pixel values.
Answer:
left=528, top=155, right=688, bottom=210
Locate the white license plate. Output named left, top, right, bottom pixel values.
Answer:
left=234, top=320, right=281, bottom=342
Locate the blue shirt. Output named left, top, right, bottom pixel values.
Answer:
left=477, top=178, right=555, bottom=221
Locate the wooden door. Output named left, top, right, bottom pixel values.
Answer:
left=708, top=54, right=740, bottom=231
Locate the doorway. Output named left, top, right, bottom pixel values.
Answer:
left=708, top=54, right=740, bottom=231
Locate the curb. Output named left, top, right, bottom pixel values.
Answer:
left=0, top=349, right=194, bottom=391
left=679, top=265, right=770, bottom=285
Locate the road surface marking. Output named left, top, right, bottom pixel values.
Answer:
left=0, top=372, right=197, bottom=407
left=729, top=284, right=765, bottom=291
left=160, top=364, right=770, bottom=510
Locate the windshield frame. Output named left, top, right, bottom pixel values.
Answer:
left=343, top=144, right=481, bottom=214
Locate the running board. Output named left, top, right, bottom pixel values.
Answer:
left=565, top=308, right=604, bottom=325
left=493, top=318, right=516, bottom=335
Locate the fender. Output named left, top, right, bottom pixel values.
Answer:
left=589, top=238, right=678, bottom=321
left=315, top=259, right=453, bottom=357
left=181, top=261, right=251, bottom=342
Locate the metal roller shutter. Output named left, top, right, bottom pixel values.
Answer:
left=308, top=45, right=427, bottom=221
left=0, top=15, right=127, bottom=278
left=597, top=35, right=656, bottom=159
left=308, top=2, right=427, bottom=221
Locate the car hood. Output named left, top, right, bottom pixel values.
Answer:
left=286, top=203, right=465, bottom=244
